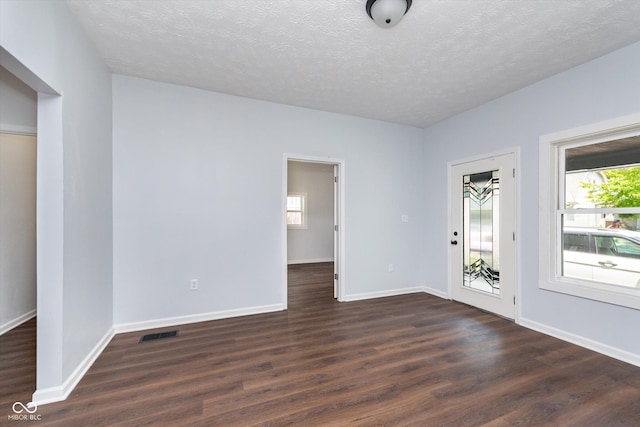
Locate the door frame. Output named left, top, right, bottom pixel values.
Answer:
left=447, top=147, right=521, bottom=321
left=1, top=47, right=65, bottom=403
left=282, top=154, right=346, bottom=307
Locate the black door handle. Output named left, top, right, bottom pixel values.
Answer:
left=451, top=240, right=458, bottom=245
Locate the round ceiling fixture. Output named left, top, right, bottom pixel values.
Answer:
left=366, top=0, right=412, bottom=28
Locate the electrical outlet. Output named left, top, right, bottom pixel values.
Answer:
left=388, top=264, right=394, bottom=273
left=401, top=214, right=409, bottom=223
left=190, top=279, right=199, bottom=290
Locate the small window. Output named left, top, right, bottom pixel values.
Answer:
left=287, top=193, right=307, bottom=229
left=539, top=114, right=640, bottom=309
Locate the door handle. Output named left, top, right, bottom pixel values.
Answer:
left=597, top=261, right=617, bottom=268
left=451, top=240, right=458, bottom=245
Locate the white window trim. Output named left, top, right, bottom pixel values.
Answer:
left=539, top=113, right=640, bottom=310
left=287, top=192, right=308, bottom=229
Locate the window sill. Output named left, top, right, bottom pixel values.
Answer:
left=539, top=277, right=640, bottom=310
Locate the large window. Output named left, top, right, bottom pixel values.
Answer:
left=539, top=114, right=640, bottom=309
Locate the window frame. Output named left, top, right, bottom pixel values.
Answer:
left=539, top=113, right=640, bottom=310
left=286, top=192, right=308, bottom=229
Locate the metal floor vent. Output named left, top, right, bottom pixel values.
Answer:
left=139, top=330, right=179, bottom=343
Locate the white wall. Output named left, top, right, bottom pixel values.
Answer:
left=0, top=64, right=37, bottom=133
left=287, top=161, right=334, bottom=264
left=0, top=0, right=113, bottom=400
left=113, top=75, right=426, bottom=325
left=422, top=41, right=640, bottom=359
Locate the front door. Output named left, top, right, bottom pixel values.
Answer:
left=449, top=153, right=516, bottom=319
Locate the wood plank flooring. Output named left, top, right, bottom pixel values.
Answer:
left=0, top=316, right=36, bottom=417
left=3, top=262, right=640, bottom=425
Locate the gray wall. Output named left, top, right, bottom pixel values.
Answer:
left=422, top=40, right=640, bottom=358
left=1, top=0, right=113, bottom=396
left=112, top=75, right=426, bottom=325
left=287, top=161, right=334, bottom=264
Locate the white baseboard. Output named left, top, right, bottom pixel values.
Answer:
left=344, top=286, right=449, bottom=303
left=114, top=303, right=285, bottom=334
left=519, top=317, right=640, bottom=368
left=344, top=287, right=425, bottom=302
left=32, top=326, right=115, bottom=406
left=422, top=286, right=449, bottom=300
left=287, top=258, right=333, bottom=265
left=32, top=304, right=284, bottom=405
left=0, top=309, right=36, bottom=336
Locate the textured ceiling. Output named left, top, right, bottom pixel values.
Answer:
left=67, top=0, right=640, bottom=128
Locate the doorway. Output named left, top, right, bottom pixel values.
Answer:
left=0, top=132, right=37, bottom=332
left=0, top=63, right=38, bottom=408
left=0, top=49, right=63, bottom=405
left=448, top=151, right=517, bottom=319
left=283, top=155, right=345, bottom=308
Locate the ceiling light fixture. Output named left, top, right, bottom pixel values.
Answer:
left=366, top=0, right=412, bottom=28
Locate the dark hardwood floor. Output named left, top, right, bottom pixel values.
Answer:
left=3, top=262, right=640, bottom=425
left=0, top=316, right=36, bottom=417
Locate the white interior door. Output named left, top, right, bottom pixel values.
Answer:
left=333, top=165, right=339, bottom=299
left=449, top=152, right=516, bottom=319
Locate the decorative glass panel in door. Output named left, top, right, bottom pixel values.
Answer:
left=463, top=170, right=500, bottom=295
left=450, top=153, right=515, bottom=319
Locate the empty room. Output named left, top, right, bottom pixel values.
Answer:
left=1, top=0, right=640, bottom=425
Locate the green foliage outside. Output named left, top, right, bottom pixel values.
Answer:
left=583, top=166, right=640, bottom=208
left=582, top=166, right=640, bottom=230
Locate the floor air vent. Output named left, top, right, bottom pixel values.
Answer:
left=139, top=330, right=179, bottom=343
